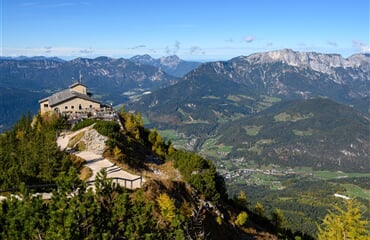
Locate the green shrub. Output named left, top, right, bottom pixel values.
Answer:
left=93, top=121, right=120, bottom=139
left=170, top=150, right=226, bottom=202
left=71, top=119, right=97, bottom=131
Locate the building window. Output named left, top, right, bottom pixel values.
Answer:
left=89, top=105, right=92, bottom=108
left=79, top=104, right=82, bottom=110
left=65, top=106, right=68, bottom=109
left=71, top=106, right=74, bottom=109
left=43, top=104, right=49, bottom=108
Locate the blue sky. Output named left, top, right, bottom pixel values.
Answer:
left=1, top=0, right=369, bottom=60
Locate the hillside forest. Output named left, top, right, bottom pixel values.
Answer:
left=0, top=111, right=369, bottom=239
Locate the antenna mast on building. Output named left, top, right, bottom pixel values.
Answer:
left=79, top=71, right=83, bottom=83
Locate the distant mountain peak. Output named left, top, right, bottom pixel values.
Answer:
left=159, top=55, right=181, bottom=67
left=348, top=53, right=370, bottom=66
left=0, top=56, right=65, bottom=62
left=242, top=49, right=369, bottom=74
left=129, top=54, right=156, bottom=65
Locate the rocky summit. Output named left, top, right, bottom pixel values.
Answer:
left=184, top=49, right=369, bottom=100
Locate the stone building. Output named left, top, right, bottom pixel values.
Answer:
left=39, top=82, right=101, bottom=115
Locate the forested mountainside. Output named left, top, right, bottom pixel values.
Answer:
left=216, top=98, right=370, bottom=172
left=1, top=109, right=368, bottom=239
left=0, top=112, right=281, bottom=239
left=0, top=87, right=44, bottom=132
left=130, top=97, right=369, bottom=173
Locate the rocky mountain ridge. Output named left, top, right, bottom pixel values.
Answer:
left=245, top=49, right=369, bottom=74
left=185, top=49, right=369, bottom=100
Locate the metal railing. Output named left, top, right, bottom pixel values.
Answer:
left=86, top=176, right=143, bottom=189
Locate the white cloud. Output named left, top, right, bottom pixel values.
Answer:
left=165, top=41, right=181, bottom=55
left=1, top=46, right=115, bottom=59
left=80, top=47, right=94, bottom=54
left=129, top=45, right=146, bottom=50
left=327, top=41, right=338, bottom=47
left=352, top=40, right=370, bottom=53
left=244, top=35, right=255, bottom=43
left=174, top=41, right=180, bottom=53
left=189, top=46, right=203, bottom=55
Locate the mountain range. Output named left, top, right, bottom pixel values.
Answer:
left=130, top=49, right=369, bottom=130
left=128, top=49, right=370, bottom=172
left=1, top=50, right=369, bottom=159
left=185, top=49, right=369, bottom=100
left=0, top=55, right=200, bottom=131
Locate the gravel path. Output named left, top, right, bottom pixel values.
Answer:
left=57, top=127, right=144, bottom=189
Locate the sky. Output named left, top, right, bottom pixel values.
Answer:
left=1, top=0, right=369, bottom=61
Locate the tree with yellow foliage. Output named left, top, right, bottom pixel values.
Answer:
left=235, top=211, right=248, bottom=227
left=317, top=198, right=369, bottom=240
left=157, top=193, right=176, bottom=225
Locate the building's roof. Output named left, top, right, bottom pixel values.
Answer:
left=39, top=89, right=100, bottom=107
left=69, top=82, right=87, bottom=88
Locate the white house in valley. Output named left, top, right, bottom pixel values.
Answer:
left=39, top=82, right=101, bottom=115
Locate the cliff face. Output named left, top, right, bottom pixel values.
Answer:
left=184, top=49, right=369, bottom=100
left=245, top=49, right=369, bottom=76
